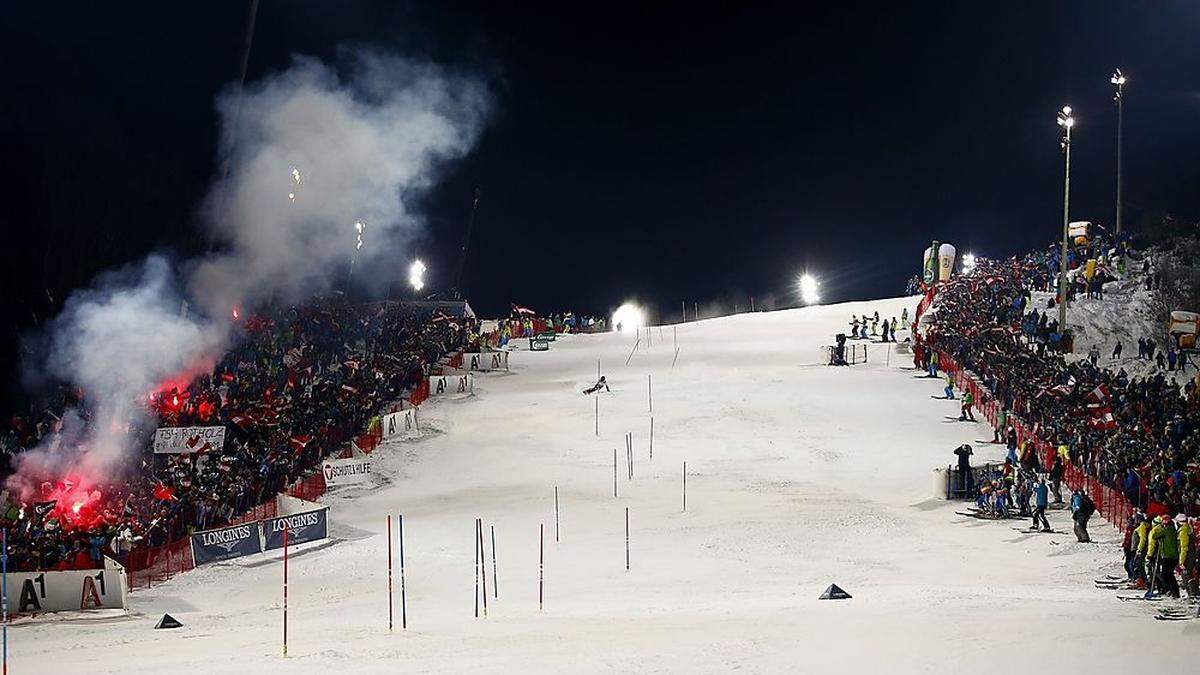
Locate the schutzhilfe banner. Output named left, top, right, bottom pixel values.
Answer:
left=153, top=425, right=226, bottom=454
left=322, top=457, right=373, bottom=487
left=191, top=521, right=263, bottom=565
left=465, top=351, right=509, bottom=372
left=262, top=508, right=329, bottom=551
left=428, top=373, right=474, bottom=396
left=9, top=557, right=128, bottom=614
left=381, top=407, right=419, bottom=439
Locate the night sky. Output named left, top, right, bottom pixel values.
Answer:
left=1, top=2, right=1198, bottom=407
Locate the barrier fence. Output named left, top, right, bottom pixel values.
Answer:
left=934, top=350, right=1133, bottom=533
left=124, top=422, right=386, bottom=591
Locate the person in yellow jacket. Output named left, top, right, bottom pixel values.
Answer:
left=1180, top=516, right=1196, bottom=597
left=1147, top=514, right=1180, bottom=598
left=1131, top=513, right=1150, bottom=588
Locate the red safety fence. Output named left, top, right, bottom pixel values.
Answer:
left=935, top=350, right=1133, bottom=533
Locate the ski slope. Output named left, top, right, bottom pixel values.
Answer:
left=13, top=297, right=1195, bottom=674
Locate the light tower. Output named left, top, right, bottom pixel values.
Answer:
left=1056, top=106, right=1074, bottom=329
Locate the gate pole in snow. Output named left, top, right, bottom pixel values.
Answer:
left=595, top=396, right=599, bottom=436
left=648, top=374, right=653, bottom=413
left=613, top=449, right=618, bottom=497
left=625, top=338, right=640, bottom=366
left=474, top=520, right=480, bottom=619
left=2, top=528, right=7, bottom=675
left=387, top=515, right=394, bottom=632
left=649, top=417, right=654, bottom=461
left=681, top=300, right=686, bottom=322
left=282, top=524, right=289, bottom=658
left=538, top=524, right=544, bottom=611
left=399, top=514, right=407, bottom=629
left=683, top=461, right=687, bottom=512
left=554, top=487, right=561, bottom=543
left=625, top=508, right=630, bottom=571
left=472, top=516, right=482, bottom=612
left=490, top=524, right=497, bottom=599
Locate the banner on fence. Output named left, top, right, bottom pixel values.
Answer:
left=465, top=351, right=509, bottom=372
left=153, top=425, right=226, bottom=455
left=263, top=508, right=329, bottom=551
left=322, top=457, right=373, bottom=487
left=190, top=522, right=262, bottom=565
left=8, top=557, right=128, bottom=613
left=381, top=407, right=419, bottom=439
left=429, top=373, right=474, bottom=396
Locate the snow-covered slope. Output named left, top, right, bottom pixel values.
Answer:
left=13, top=297, right=1192, bottom=674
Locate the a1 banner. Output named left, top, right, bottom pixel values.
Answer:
left=465, top=351, right=509, bottom=372
left=322, top=457, right=373, bottom=487
left=154, top=425, right=226, bottom=455
left=263, top=508, right=329, bottom=551
left=191, top=521, right=263, bottom=565
left=429, top=373, right=473, bottom=396
left=9, top=557, right=128, bottom=613
left=381, top=408, right=419, bottom=439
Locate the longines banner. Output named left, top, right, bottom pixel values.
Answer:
left=263, top=508, right=329, bottom=551
left=190, top=522, right=263, bottom=565
left=153, top=425, right=226, bottom=454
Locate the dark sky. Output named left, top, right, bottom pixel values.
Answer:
left=1, top=2, right=1198, bottom=406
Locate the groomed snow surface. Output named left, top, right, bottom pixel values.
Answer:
left=15, top=297, right=1196, bottom=673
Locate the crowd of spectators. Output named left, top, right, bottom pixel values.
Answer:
left=0, top=298, right=478, bottom=571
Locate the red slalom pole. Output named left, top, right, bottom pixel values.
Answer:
left=282, top=524, right=289, bottom=658
left=387, top=515, right=394, bottom=632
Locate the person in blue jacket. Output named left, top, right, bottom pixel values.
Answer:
left=1031, top=478, right=1051, bottom=532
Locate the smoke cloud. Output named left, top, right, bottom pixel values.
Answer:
left=9, top=50, right=490, bottom=500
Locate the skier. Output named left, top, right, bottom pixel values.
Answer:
left=1048, top=455, right=1065, bottom=504
left=1088, top=344, right=1100, bottom=367
left=927, top=351, right=939, bottom=378
left=1178, top=516, right=1196, bottom=597
left=870, top=314, right=879, bottom=336
left=1147, top=514, right=1180, bottom=598
left=582, top=376, right=610, bottom=395
left=880, top=318, right=890, bottom=343
left=1069, top=489, right=1094, bottom=543
left=901, top=307, right=909, bottom=327
left=992, top=407, right=1008, bottom=443
left=1111, top=341, right=1122, bottom=360
left=959, top=389, right=975, bottom=421
left=1031, top=478, right=1051, bottom=532
left=1131, top=511, right=1150, bottom=587
left=943, top=373, right=955, bottom=400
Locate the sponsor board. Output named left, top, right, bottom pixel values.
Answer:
left=263, top=508, right=329, bottom=551
left=323, top=457, right=373, bottom=487
left=154, top=425, right=226, bottom=455
left=429, top=373, right=474, bottom=396
left=190, top=522, right=262, bottom=565
left=530, top=338, right=550, bottom=352
left=536, top=331, right=556, bottom=341
left=465, top=351, right=509, bottom=372
left=381, top=408, right=419, bottom=439
left=8, top=557, right=128, bottom=614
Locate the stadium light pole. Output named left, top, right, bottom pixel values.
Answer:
left=1056, top=106, right=1074, bottom=330
left=1111, top=69, right=1126, bottom=237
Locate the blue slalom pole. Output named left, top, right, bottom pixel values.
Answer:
left=3, top=527, right=8, bottom=675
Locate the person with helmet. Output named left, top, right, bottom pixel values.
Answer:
left=1131, top=511, right=1150, bottom=588
left=943, top=373, right=955, bottom=400
left=959, top=389, right=976, bottom=421
left=1179, top=515, right=1196, bottom=597
left=1069, top=489, right=1095, bottom=543
left=1030, top=477, right=1051, bottom=532
left=1147, top=514, right=1180, bottom=598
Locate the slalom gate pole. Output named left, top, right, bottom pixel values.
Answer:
left=595, top=396, right=599, bottom=437
left=387, top=515, right=394, bottom=632
left=478, top=518, right=488, bottom=617
left=282, top=524, right=289, bottom=658
left=649, top=417, right=654, bottom=461
left=538, top=524, right=544, bottom=611
left=681, top=300, right=686, bottom=322
left=886, top=343, right=891, bottom=367
left=625, top=338, right=640, bottom=366
left=597, top=357, right=601, bottom=379
left=673, top=326, right=677, bottom=349
left=554, top=487, right=561, bottom=543
left=693, top=302, right=698, bottom=320
left=683, top=461, right=687, bottom=512
left=2, top=528, right=7, bottom=675
left=399, top=514, right=407, bottom=630
left=474, top=520, right=480, bottom=618
left=750, top=296, right=755, bottom=312
left=490, top=524, right=497, bottom=599
left=648, top=374, right=652, bottom=413
left=613, top=449, right=618, bottom=497
left=671, top=347, right=680, bottom=370
left=625, top=508, right=630, bottom=571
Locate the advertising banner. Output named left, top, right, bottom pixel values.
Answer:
left=429, top=373, right=474, bottom=396
left=190, top=522, right=262, bottom=565
left=381, top=408, right=419, bottom=439
left=465, top=351, right=509, bottom=372
left=262, top=508, right=329, bottom=551
left=153, top=425, right=226, bottom=455
left=322, top=457, right=373, bottom=487
left=8, top=557, right=128, bottom=613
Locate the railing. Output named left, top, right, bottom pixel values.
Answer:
left=934, top=350, right=1133, bottom=533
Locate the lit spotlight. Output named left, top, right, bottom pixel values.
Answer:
left=409, top=259, right=426, bottom=292
left=612, top=303, right=645, bottom=334
left=798, top=274, right=821, bottom=305
left=961, top=253, right=977, bottom=274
